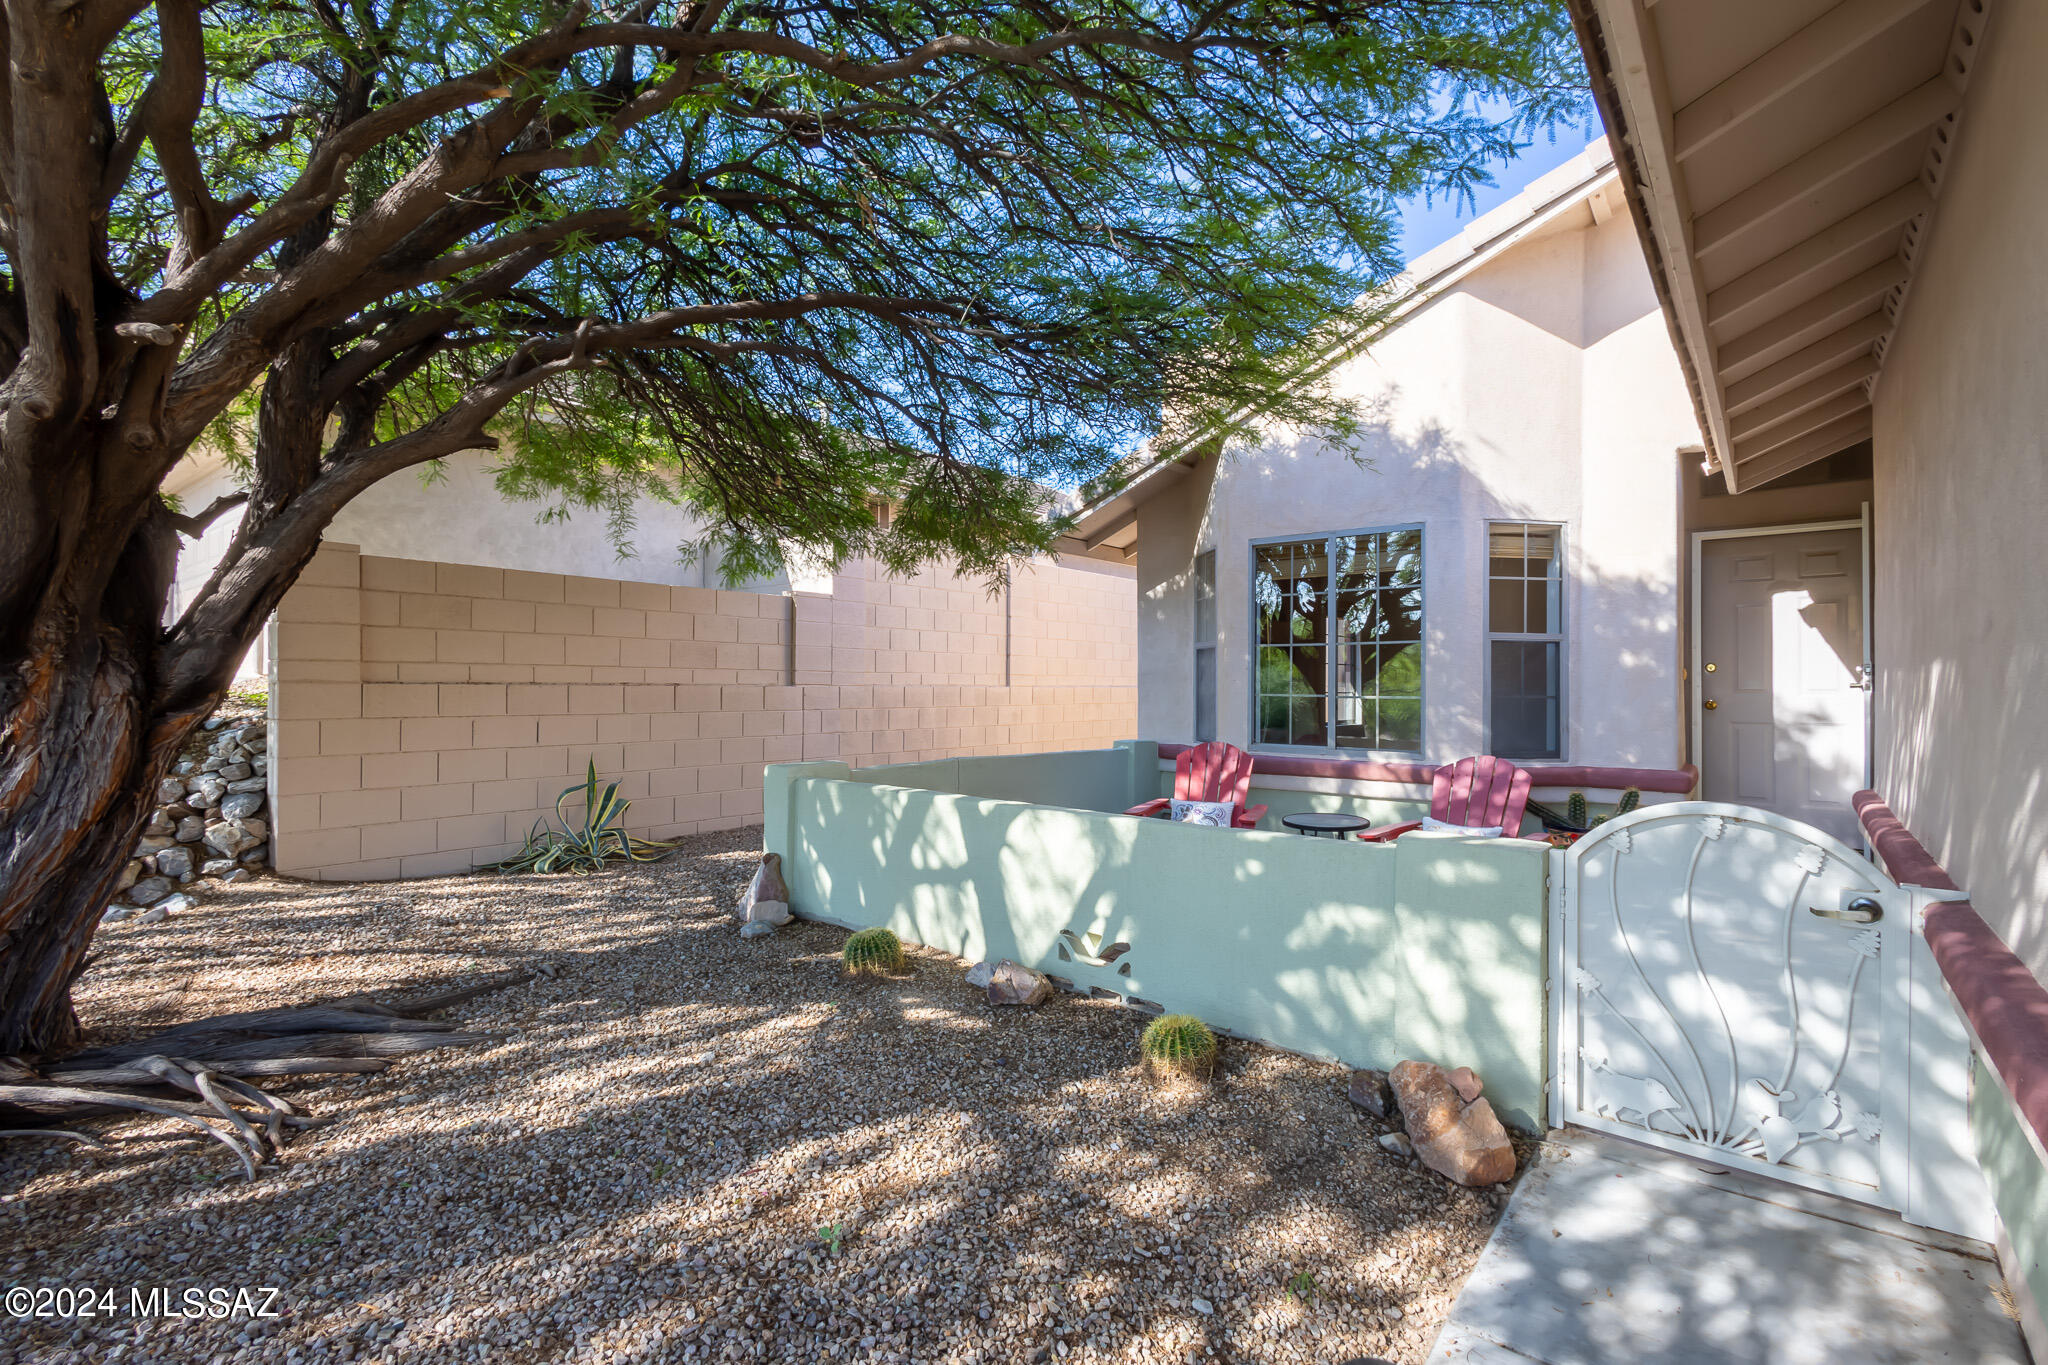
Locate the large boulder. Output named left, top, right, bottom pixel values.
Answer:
left=1389, top=1060, right=1517, bottom=1187
left=985, top=960, right=1052, bottom=1007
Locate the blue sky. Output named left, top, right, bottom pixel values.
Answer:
left=1392, top=116, right=1603, bottom=264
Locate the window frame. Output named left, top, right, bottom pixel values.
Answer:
left=1246, top=522, right=1427, bottom=757
left=1483, top=520, right=1568, bottom=762
left=1192, top=548, right=1217, bottom=743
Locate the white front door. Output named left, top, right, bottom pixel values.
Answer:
left=1697, top=527, right=1867, bottom=848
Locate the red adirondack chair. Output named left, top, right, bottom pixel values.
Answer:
left=1124, top=742, right=1269, bottom=830
left=1358, top=756, right=1535, bottom=842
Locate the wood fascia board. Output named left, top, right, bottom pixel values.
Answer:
left=1706, top=182, right=1931, bottom=329
left=1731, top=412, right=1874, bottom=489
left=1728, top=354, right=1882, bottom=440
left=1717, top=257, right=1908, bottom=377
left=1586, top=0, right=1739, bottom=476
left=1695, top=76, right=1962, bottom=258
left=1673, top=0, right=1933, bottom=161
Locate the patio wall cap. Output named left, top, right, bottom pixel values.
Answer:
left=1855, top=789, right=2048, bottom=1173
left=1155, top=744, right=1698, bottom=795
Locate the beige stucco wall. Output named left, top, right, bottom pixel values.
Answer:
left=269, top=542, right=1136, bottom=879
left=1871, top=0, right=2048, bottom=982
left=1136, top=204, right=1700, bottom=767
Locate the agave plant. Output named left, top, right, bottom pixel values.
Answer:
left=496, top=761, right=675, bottom=874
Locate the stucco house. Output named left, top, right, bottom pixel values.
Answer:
left=1068, top=138, right=1879, bottom=843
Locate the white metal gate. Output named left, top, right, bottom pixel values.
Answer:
left=1550, top=802, right=1990, bottom=1238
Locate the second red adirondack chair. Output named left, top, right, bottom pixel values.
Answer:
left=1124, top=742, right=1269, bottom=830
left=1357, top=756, right=1535, bottom=842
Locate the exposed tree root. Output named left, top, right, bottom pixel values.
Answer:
left=0, top=971, right=529, bottom=1177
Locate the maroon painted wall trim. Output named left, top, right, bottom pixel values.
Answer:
left=1155, top=744, right=1699, bottom=795
left=1855, top=789, right=2048, bottom=1162
left=1852, top=789, right=1960, bottom=891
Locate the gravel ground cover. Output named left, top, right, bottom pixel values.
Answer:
left=2, top=827, right=1520, bottom=1364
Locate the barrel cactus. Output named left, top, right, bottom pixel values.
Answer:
left=1142, top=1014, right=1219, bottom=1079
left=1613, top=787, right=1642, bottom=818
left=842, top=927, right=905, bottom=976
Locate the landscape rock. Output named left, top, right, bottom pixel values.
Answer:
left=200, top=859, right=236, bottom=876
left=1347, top=1068, right=1397, bottom=1119
left=156, top=777, right=188, bottom=804
left=175, top=814, right=207, bottom=843
left=1376, top=1132, right=1414, bottom=1158
left=217, top=761, right=254, bottom=782
left=133, top=905, right=170, bottom=924
left=1390, top=1059, right=1517, bottom=1187
left=100, top=904, right=136, bottom=924
left=115, top=859, right=143, bottom=894
left=226, top=776, right=268, bottom=793
left=963, top=960, right=996, bottom=989
left=154, top=846, right=195, bottom=881
left=204, top=820, right=263, bottom=857
left=219, top=868, right=250, bottom=884
left=739, top=920, right=776, bottom=939
left=135, top=835, right=176, bottom=856
left=127, top=876, right=174, bottom=907
left=219, top=791, right=265, bottom=822
left=985, top=960, right=1052, bottom=1007
left=739, top=852, right=792, bottom=924
left=144, top=809, right=176, bottom=837
left=156, top=892, right=198, bottom=915
left=1447, top=1066, right=1484, bottom=1103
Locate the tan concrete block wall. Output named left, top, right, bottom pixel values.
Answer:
left=270, top=541, right=1137, bottom=880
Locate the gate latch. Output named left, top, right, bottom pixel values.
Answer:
left=1810, top=895, right=1884, bottom=924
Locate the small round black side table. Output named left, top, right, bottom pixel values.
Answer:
left=1281, top=811, right=1371, bottom=839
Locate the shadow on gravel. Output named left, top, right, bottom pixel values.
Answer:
left=2, top=827, right=1502, bottom=1365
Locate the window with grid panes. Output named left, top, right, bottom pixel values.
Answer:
left=1487, top=522, right=1564, bottom=759
left=1252, top=528, right=1422, bottom=751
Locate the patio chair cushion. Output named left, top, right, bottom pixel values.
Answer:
left=1170, top=799, right=1236, bottom=828
left=1419, top=816, right=1505, bottom=838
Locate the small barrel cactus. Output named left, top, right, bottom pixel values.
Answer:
left=1566, top=791, right=1589, bottom=829
left=842, top=927, right=905, bottom=976
left=1614, top=786, right=1642, bottom=818
left=1142, top=1014, right=1219, bottom=1078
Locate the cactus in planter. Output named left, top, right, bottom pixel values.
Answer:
left=842, top=927, right=905, bottom=976
left=1142, top=1014, right=1219, bottom=1078
left=1613, top=787, right=1642, bottom=819
left=1566, top=791, right=1589, bottom=830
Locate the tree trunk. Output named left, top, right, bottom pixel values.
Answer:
left=0, top=611, right=185, bottom=1057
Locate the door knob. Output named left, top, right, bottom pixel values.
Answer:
left=1703, top=699, right=1718, bottom=710
left=1704, top=663, right=1717, bottom=673
left=1810, top=896, right=1884, bottom=924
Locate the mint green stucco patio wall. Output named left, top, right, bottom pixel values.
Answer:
left=764, top=744, right=1552, bottom=1127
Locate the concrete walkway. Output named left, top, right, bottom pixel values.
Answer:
left=1426, top=1130, right=2028, bottom=1364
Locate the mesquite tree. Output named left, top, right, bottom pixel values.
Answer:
left=0, top=0, right=1580, bottom=1055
